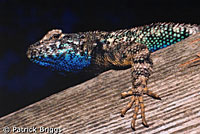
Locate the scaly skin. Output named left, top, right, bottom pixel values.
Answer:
left=27, top=22, right=199, bottom=130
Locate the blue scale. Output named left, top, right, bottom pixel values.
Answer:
left=32, top=44, right=91, bottom=72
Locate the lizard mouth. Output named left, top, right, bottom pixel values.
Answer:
left=27, top=48, right=39, bottom=60
left=27, top=44, right=55, bottom=67
left=27, top=41, right=41, bottom=59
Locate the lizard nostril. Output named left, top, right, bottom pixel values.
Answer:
left=27, top=51, right=31, bottom=59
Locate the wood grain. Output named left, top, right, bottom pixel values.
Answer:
left=1, top=33, right=200, bottom=134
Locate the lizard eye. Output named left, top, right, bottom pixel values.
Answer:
left=52, top=34, right=60, bottom=39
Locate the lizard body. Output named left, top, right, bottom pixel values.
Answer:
left=27, top=22, right=199, bottom=130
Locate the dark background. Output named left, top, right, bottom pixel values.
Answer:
left=0, top=0, right=199, bottom=117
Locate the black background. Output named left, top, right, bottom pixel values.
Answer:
left=0, top=0, right=199, bottom=117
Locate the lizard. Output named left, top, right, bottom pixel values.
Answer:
left=27, top=22, right=200, bottom=130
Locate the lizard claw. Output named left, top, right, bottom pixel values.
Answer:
left=121, top=87, right=160, bottom=130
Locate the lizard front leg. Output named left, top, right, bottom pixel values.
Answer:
left=120, top=43, right=161, bottom=130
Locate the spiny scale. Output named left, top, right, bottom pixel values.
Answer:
left=108, top=23, right=199, bottom=52
left=134, top=23, right=196, bottom=52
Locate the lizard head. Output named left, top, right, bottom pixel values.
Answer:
left=27, top=29, right=92, bottom=72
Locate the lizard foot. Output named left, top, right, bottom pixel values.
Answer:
left=121, top=87, right=161, bottom=130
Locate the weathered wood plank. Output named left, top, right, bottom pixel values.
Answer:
left=1, top=33, right=200, bottom=134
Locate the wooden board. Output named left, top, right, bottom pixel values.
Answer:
left=1, top=33, right=200, bottom=134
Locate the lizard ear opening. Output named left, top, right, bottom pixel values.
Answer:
left=80, top=35, right=85, bottom=39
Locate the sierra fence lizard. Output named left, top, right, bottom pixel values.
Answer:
left=27, top=22, right=200, bottom=130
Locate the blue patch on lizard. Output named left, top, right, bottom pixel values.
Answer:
left=30, top=43, right=91, bottom=72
